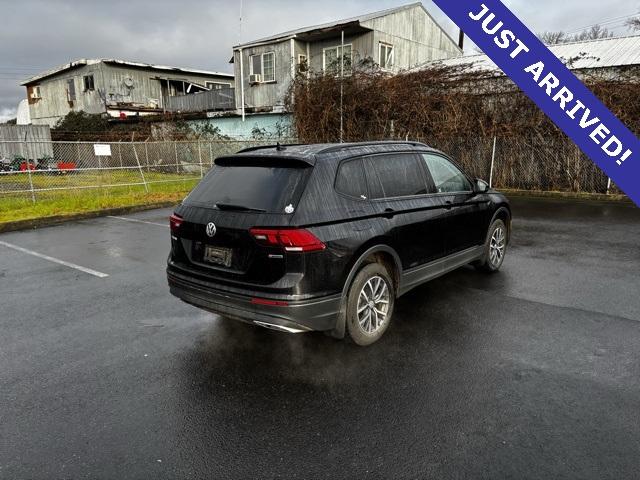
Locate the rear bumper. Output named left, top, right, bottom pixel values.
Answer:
left=167, top=269, right=342, bottom=333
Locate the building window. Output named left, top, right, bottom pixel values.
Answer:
left=379, top=42, right=394, bottom=69
left=83, top=75, right=95, bottom=92
left=262, top=52, right=275, bottom=82
left=249, top=52, right=276, bottom=83
left=206, top=81, right=230, bottom=90
left=67, top=78, right=76, bottom=101
left=31, top=86, right=42, bottom=99
left=297, top=54, right=308, bottom=73
left=323, top=44, right=352, bottom=75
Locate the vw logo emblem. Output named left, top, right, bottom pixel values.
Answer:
left=205, top=222, right=217, bottom=237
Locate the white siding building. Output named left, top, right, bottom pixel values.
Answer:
left=231, top=2, right=463, bottom=115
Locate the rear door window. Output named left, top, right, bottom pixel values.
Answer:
left=421, top=154, right=472, bottom=193
left=365, top=153, right=429, bottom=199
left=335, top=158, right=368, bottom=199
left=185, top=160, right=309, bottom=213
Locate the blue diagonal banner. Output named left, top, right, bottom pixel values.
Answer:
left=431, top=0, right=640, bottom=206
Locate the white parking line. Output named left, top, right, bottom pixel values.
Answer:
left=107, top=216, right=168, bottom=228
left=0, top=241, right=109, bottom=278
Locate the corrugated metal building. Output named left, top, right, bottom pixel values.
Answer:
left=21, top=59, right=234, bottom=126
left=414, top=34, right=640, bottom=75
left=0, top=125, right=53, bottom=161
left=231, top=2, right=463, bottom=114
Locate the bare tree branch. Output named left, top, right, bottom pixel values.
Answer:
left=627, top=17, right=640, bottom=31
left=538, top=25, right=614, bottom=45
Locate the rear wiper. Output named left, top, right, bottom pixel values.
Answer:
left=214, top=203, right=266, bottom=213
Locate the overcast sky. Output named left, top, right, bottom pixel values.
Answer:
left=0, top=0, right=637, bottom=121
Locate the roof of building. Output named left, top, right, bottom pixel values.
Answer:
left=413, top=34, right=640, bottom=73
left=232, top=2, right=461, bottom=52
left=21, top=58, right=234, bottom=86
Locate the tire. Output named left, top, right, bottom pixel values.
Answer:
left=344, top=263, right=395, bottom=346
left=476, top=219, right=507, bottom=273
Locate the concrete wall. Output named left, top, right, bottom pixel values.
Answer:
left=187, top=113, right=294, bottom=139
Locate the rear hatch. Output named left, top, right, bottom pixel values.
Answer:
left=170, top=156, right=312, bottom=286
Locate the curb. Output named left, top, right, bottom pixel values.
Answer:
left=0, top=201, right=177, bottom=234
left=499, top=189, right=632, bottom=203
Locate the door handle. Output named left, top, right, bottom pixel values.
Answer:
left=444, top=200, right=453, bottom=210
left=383, top=207, right=395, bottom=218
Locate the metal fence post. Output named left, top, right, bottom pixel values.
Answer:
left=133, top=143, right=149, bottom=193
left=144, top=140, right=150, bottom=172
left=489, top=136, right=497, bottom=188
left=209, top=142, right=213, bottom=168
left=96, top=143, right=102, bottom=170
left=174, top=142, right=179, bottom=174
left=606, top=177, right=611, bottom=195
left=23, top=135, right=36, bottom=203
left=198, top=141, right=204, bottom=178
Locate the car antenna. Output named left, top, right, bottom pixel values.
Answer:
left=276, top=142, right=285, bottom=151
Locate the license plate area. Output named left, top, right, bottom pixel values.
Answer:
left=202, top=244, right=233, bottom=267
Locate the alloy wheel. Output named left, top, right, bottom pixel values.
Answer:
left=356, top=275, right=390, bottom=334
left=489, top=226, right=506, bottom=267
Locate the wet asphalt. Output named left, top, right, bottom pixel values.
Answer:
left=0, top=196, right=639, bottom=479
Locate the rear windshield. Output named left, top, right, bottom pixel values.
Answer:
left=184, top=162, right=310, bottom=214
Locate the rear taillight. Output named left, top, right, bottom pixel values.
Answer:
left=169, top=213, right=183, bottom=233
left=250, top=228, right=326, bottom=253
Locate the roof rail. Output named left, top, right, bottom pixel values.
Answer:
left=317, top=140, right=430, bottom=154
left=236, top=143, right=303, bottom=154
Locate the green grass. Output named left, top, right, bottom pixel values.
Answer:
left=0, top=171, right=199, bottom=224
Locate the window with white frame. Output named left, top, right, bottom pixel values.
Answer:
left=379, top=42, right=394, bottom=69
left=249, top=52, right=276, bottom=82
left=206, top=81, right=231, bottom=90
left=323, top=44, right=352, bottom=75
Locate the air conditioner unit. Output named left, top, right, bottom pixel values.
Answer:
left=249, top=74, right=262, bottom=84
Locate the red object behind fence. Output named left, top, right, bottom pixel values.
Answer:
left=19, top=162, right=36, bottom=171
left=57, top=162, right=77, bottom=171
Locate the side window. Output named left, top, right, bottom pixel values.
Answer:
left=366, top=154, right=428, bottom=199
left=422, top=154, right=472, bottom=193
left=335, top=158, right=368, bottom=199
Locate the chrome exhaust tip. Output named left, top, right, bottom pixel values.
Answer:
left=253, top=321, right=308, bottom=334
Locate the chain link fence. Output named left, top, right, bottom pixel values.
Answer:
left=0, top=139, right=296, bottom=203
left=0, top=136, right=623, bottom=204
left=419, top=135, right=619, bottom=195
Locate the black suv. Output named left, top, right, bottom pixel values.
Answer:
left=167, top=141, right=511, bottom=345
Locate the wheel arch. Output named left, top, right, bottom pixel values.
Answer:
left=329, top=243, right=402, bottom=339
left=489, top=205, right=512, bottom=244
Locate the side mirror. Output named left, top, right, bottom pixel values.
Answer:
left=474, top=178, right=490, bottom=194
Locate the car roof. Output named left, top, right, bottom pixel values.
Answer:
left=217, top=141, right=440, bottom=166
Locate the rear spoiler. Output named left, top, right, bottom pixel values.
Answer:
left=214, top=154, right=314, bottom=167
